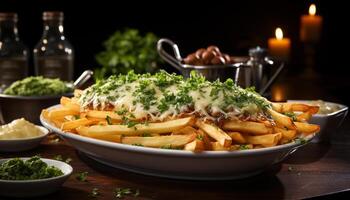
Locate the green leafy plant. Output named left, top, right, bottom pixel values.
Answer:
left=95, top=28, right=162, bottom=80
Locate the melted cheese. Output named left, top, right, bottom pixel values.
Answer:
left=79, top=72, right=270, bottom=121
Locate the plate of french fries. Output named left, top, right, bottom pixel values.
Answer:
left=40, top=71, right=320, bottom=180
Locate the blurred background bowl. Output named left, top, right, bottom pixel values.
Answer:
left=0, top=93, right=72, bottom=125
left=288, top=100, right=348, bottom=143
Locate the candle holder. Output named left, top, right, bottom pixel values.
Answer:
left=300, top=4, right=322, bottom=79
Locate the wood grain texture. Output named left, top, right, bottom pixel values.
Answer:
left=1, top=125, right=350, bottom=200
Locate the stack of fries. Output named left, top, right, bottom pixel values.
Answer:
left=42, top=90, right=320, bottom=152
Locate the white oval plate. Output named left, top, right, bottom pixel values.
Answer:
left=0, top=126, right=49, bottom=152
left=0, top=158, right=73, bottom=197
left=40, top=105, right=314, bottom=180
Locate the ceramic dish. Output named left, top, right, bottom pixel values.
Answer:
left=288, top=100, right=348, bottom=143
left=41, top=105, right=315, bottom=180
left=0, top=126, right=49, bottom=152
left=0, top=93, right=73, bottom=125
left=0, top=158, right=73, bottom=197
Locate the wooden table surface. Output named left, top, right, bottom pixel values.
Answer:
left=1, top=117, right=350, bottom=200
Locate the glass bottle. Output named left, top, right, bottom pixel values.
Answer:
left=0, top=13, right=28, bottom=91
left=34, top=11, right=74, bottom=81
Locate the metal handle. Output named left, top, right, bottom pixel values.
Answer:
left=157, top=38, right=184, bottom=72
left=259, top=61, right=285, bottom=94
left=73, top=70, right=94, bottom=89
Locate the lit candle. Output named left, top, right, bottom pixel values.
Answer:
left=268, top=27, right=291, bottom=61
left=300, top=4, right=323, bottom=42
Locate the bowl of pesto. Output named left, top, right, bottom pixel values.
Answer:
left=0, top=156, right=73, bottom=197
left=0, top=76, right=73, bottom=124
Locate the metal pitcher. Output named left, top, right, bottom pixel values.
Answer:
left=157, top=38, right=284, bottom=94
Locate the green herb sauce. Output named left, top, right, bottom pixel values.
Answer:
left=3, top=76, right=72, bottom=96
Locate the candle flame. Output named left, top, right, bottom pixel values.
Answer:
left=275, top=28, right=283, bottom=40
left=309, top=4, right=316, bottom=16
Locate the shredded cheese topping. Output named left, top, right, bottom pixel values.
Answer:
left=79, top=71, right=271, bottom=121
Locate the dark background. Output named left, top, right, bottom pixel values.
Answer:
left=2, top=0, right=349, bottom=103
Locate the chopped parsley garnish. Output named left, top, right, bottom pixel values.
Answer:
left=239, top=145, right=250, bottom=150
left=196, top=134, right=203, bottom=141
left=114, top=187, right=140, bottom=199
left=53, top=154, right=63, bottom=161
left=0, top=156, right=63, bottom=180
left=90, top=188, right=100, bottom=198
left=116, top=108, right=127, bottom=116
left=76, top=171, right=88, bottom=182
left=284, top=112, right=297, bottom=121
left=79, top=70, right=271, bottom=119
left=53, top=155, right=72, bottom=164
left=106, top=115, right=113, bottom=125
left=294, top=138, right=307, bottom=145
left=121, top=116, right=139, bottom=128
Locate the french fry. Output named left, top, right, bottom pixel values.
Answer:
left=243, top=132, right=282, bottom=147
left=294, top=122, right=320, bottom=135
left=196, top=120, right=232, bottom=147
left=223, top=120, right=273, bottom=135
left=60, top=96, right=80, bottom=112
left=296, top=112, right=312, bottom=122
left=61, top=118, right=98, bottom=131
left=274, top=127, right=297, bottom=140
left=77, top=117, right=194, bottom=136
left=211, top=142, right=231, bottom=151
left=86, top=110, right=123, bottom=120
left=172, top=126, right=197, bottom=135
left=184, top=139, right=205, bottom=152
left=122, top=134, right=196, bottom=148
left=197, top=129, right=213, bottom=150
left=227, top=132, right=246, bottom=144
left=93, top=134, right=122, bottom=143
left=268, top=108, right=296, bottom=130
left=48, top=107, right=79, bottom=119
left=272, top=102, right=319, bottom=114
left=42, top=87, right=321, bottom=152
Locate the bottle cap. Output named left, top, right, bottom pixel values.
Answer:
left=249, top=46, right=267, bottom=60
left=43, top=11, right=64, bottom=21
left=0, top=13, right=18, bottom=21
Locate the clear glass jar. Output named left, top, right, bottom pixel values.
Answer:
left=0, top=13, right=29, bottom=91
left=34, top=11, right=74, bottom=81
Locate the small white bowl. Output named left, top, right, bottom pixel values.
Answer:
left=0, top=126, right=49, bottom=152
left=0, top=158, right=73, bottom=197
left=288, top=100, right=348, bottom=143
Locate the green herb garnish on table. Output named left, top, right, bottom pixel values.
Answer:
left=114, top=187, right=140, bottom=199
left=0, top=156, right=63, bottom=180
left=76, top=171, right=89, bottom=182
left=90, top=188, right=100, bottom=198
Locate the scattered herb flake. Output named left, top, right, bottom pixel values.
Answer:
left=90, top=188, right=100, bottom=198
left=114, top=187, right=132, bottom=199
left=106, top=115, right=113, bottom=125
left=76, top=171, right=88, bottom=182
left=239, top=145, right=250, bottom=150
